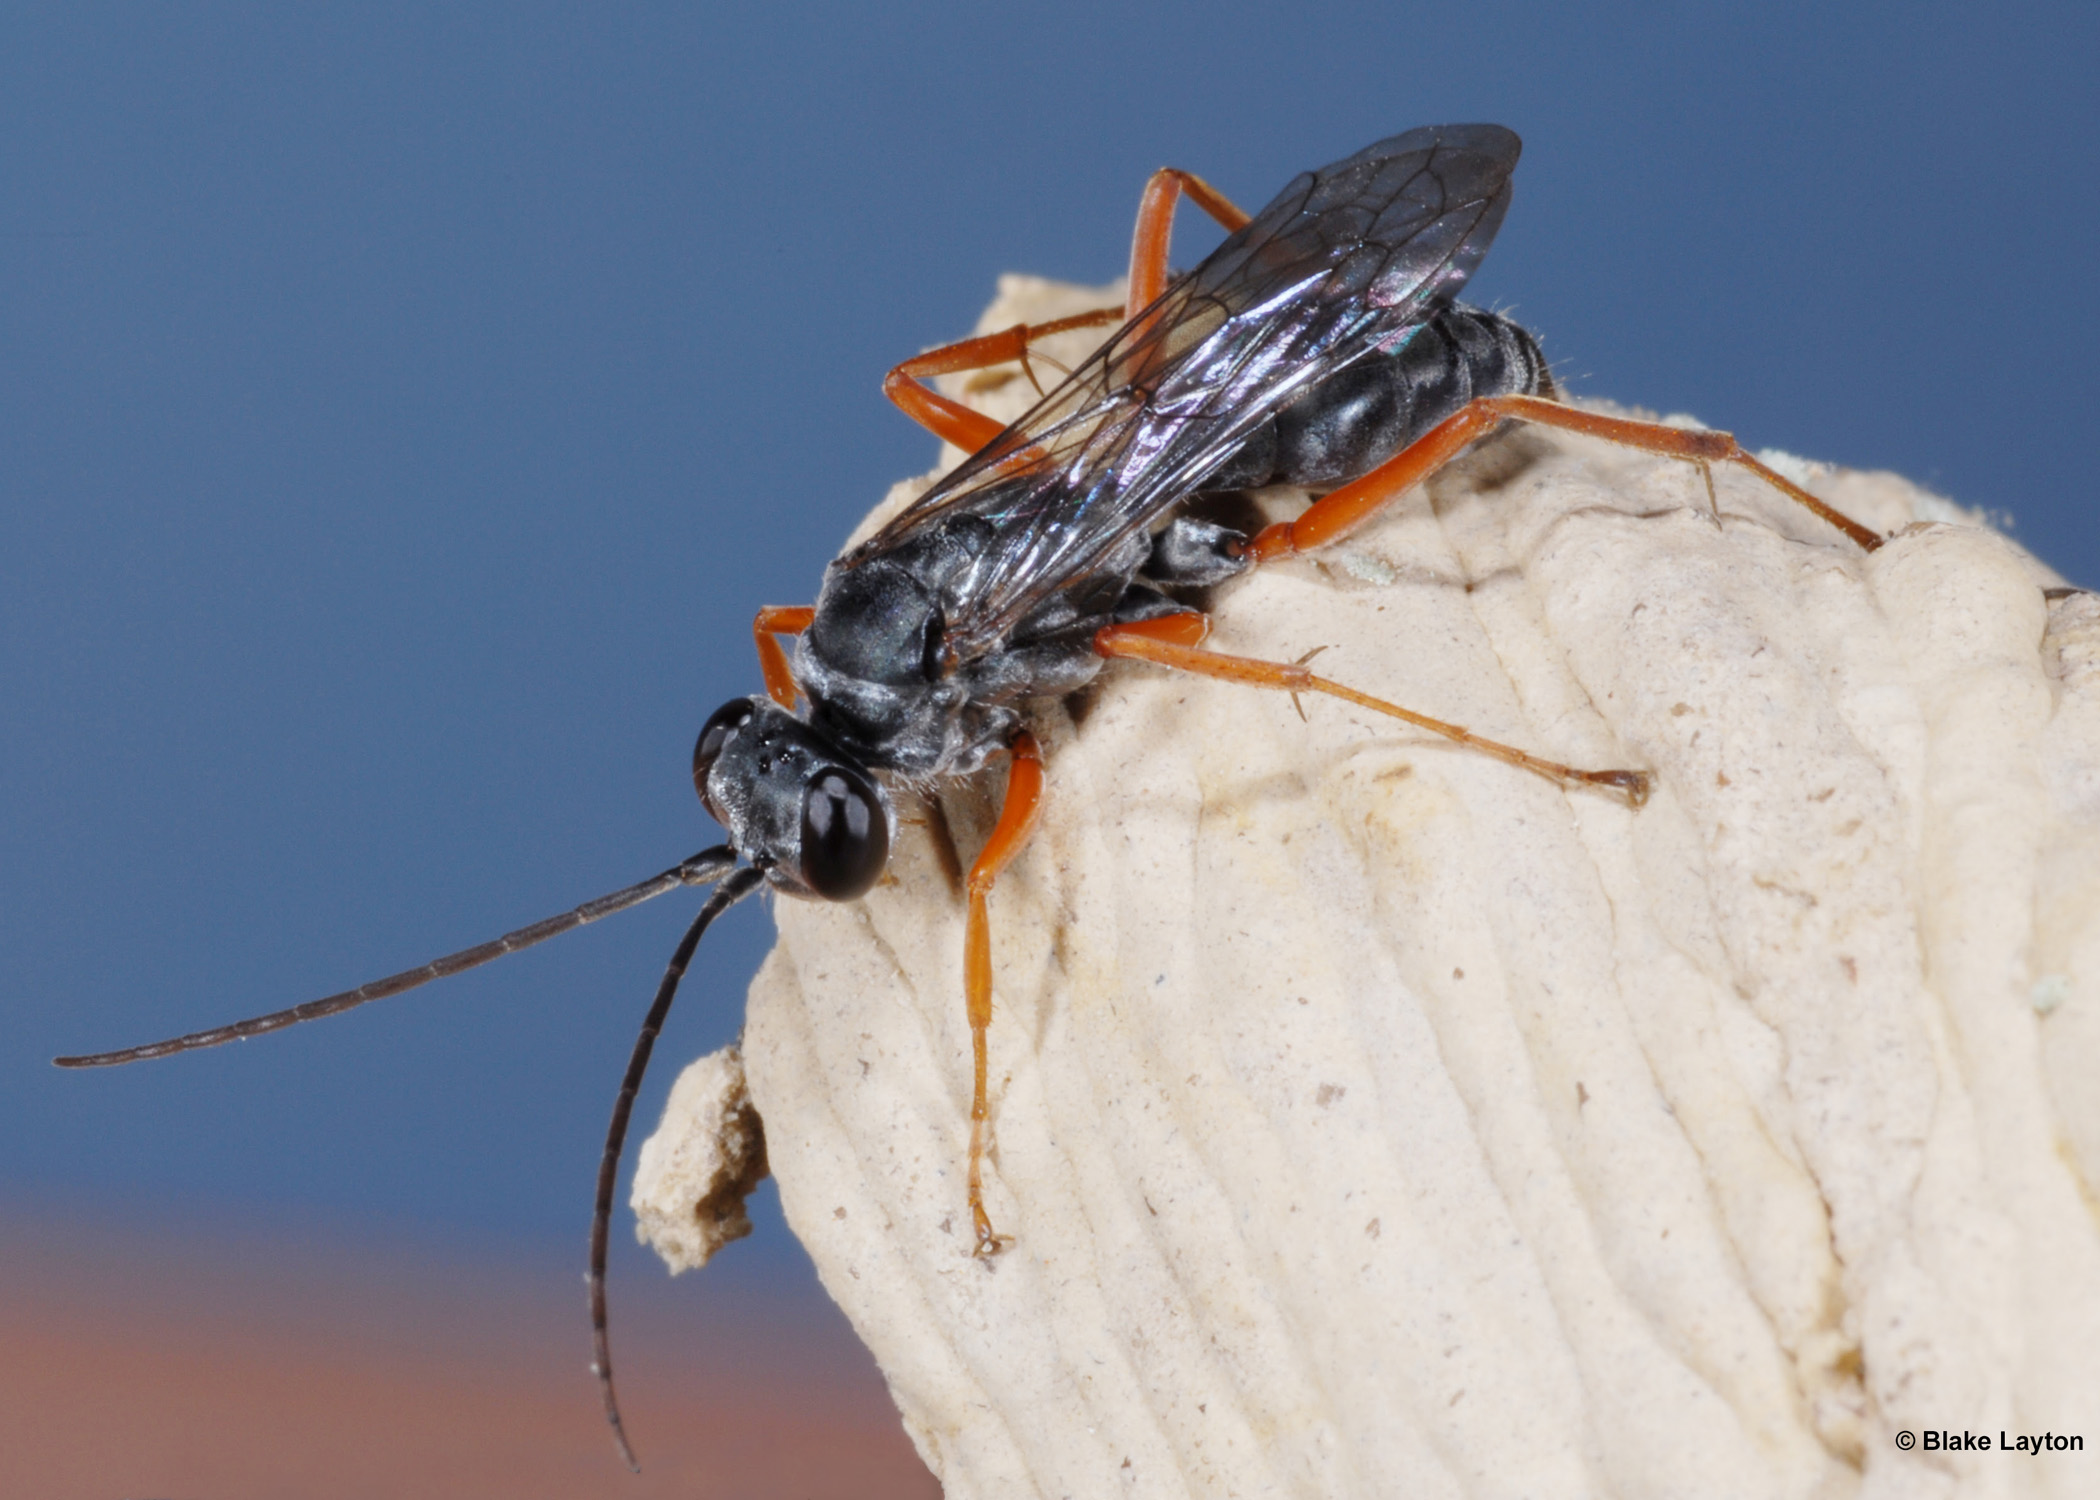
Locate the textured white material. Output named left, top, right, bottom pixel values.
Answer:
left=630, top=1043, right=764, bottom=1273
left=643, top=277, right=2100, bottom=1498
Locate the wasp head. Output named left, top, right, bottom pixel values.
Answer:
left=691, top=697, right=892, bottom=901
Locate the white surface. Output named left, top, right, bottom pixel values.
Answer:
left=643, top=277, right=2100, bottom=1498
left=630, top=1043, right=764, bottom=1274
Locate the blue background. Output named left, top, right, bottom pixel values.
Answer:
left=5, top=1, right=2095, bottom=1299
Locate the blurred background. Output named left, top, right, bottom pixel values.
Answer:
left=3, top=3, right=2093, bottom=1494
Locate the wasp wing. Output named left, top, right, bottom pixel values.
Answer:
left=844, top=124, right=1522, bottom=664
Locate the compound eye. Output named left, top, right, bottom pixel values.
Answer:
left=798, top=765, right=888, bottom=901
left=693, top=700, right=754, bottom=805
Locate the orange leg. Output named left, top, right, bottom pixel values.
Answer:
left=752, top=606, right=814, bottom=709
left=1124, top=167, right=1252, bottom=317
left=1240, top=393, right=1883, bottom=562
left=881, top=164, right=1251, bottom=456
left=1096, top=615, right=1651, bottom=807
left=963, top=728, right=1045, bottom=1256
left=883, top=306, right=1126, bottom=453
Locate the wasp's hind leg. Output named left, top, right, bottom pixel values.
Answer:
left=1094, top=615, right=1650, bottom=807
left=1123, top=167, right=1251, bottom=313
left=1240, top=393, right=1883, bottom=563
left=883, top=164, right=1253, bottom=455
left=960, top=729, right=1045, bottom=1257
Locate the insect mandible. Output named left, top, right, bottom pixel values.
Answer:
left=56, top=124, right=1884, bottom=1468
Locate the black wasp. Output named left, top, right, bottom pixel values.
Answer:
left=58, top=124, right=1881, bottom=1467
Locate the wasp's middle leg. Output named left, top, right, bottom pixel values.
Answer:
left=1094, top=615, right=1650, bottom=806
left=883, top=307, right=1127, bottom=453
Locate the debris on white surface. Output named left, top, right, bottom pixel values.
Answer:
left=641, top=278, right=2100, bottom=1498
left=630, top=1044, right=767, bottom=1274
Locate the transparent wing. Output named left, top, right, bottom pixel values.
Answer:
left=841, top=124, right=1523, bottom=663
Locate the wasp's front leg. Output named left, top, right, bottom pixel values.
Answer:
left=961, top=728, right=1045, bottom=1256
left=752, top=606, right=815, bottom=709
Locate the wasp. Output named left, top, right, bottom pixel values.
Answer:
left=57, top=124, right=1881, bottom=1467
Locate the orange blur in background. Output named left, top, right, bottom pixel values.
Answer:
left=0, top=1209, right=937, bottom=1499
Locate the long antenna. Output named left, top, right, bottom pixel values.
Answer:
left=588, top=861, right=767, bottom=1471
left=53, top=846, right=742, bottom=1068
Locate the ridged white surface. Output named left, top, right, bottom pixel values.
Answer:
left=649, top=279, right=2100, bottom=1498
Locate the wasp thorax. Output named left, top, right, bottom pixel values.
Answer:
left=692, top=696, right=892, bottom=901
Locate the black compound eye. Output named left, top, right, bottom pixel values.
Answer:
left=693, top=699, right=754, bottom=805
left=798, top=765, right=889, bottom=901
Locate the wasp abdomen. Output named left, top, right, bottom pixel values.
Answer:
left=1223, top=303, right=1551, bottom=493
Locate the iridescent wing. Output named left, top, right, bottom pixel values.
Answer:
left=842, top=124, right=1522, bottom=665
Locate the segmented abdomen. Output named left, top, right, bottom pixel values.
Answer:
left=1212, top=303, right=1551, bottom=492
